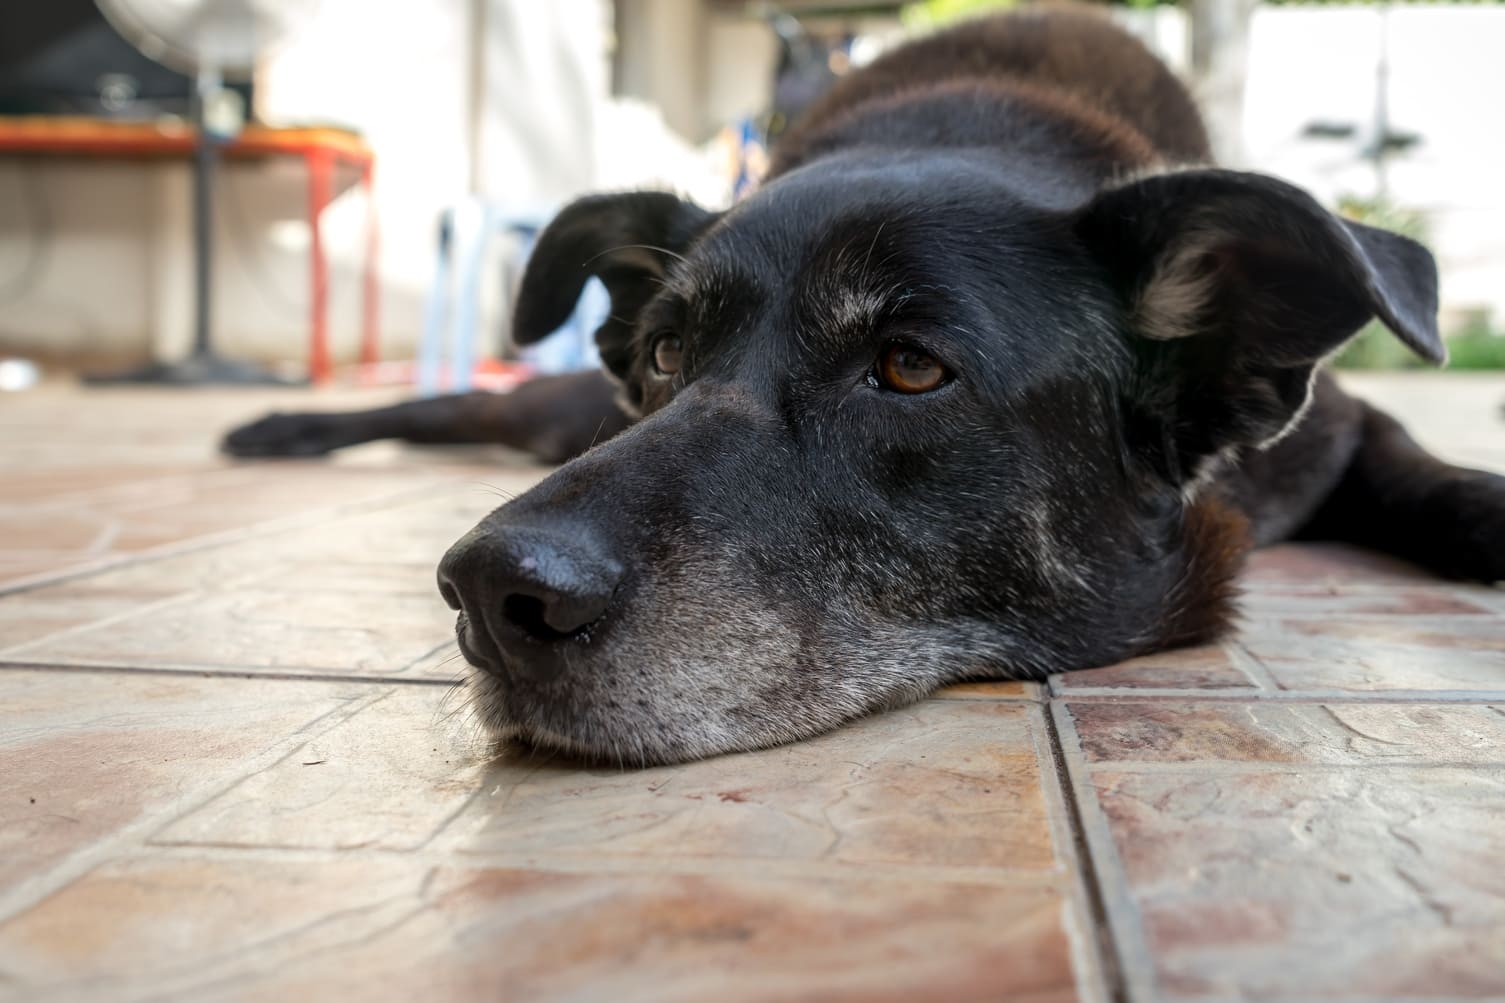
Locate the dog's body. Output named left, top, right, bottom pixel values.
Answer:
left=227, top=9, right=1505, bottom=763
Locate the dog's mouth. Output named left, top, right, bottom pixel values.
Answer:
left=457, top=652, right=676, bottom=768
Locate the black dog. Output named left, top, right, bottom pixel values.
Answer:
left=226, top=8, right=1505, bottom=764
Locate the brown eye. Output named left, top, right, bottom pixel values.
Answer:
left=875, top=343, right=948, bottom=394
left=651, top=334, right=683, bottom=376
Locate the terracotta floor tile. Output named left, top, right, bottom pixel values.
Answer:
left=0, top=465, right=216, bottom=505
left=4, top=380, right=1499, bottom=1002
left=1064, top=682, right=1505, bottom=998
left=2, top=542, right=283, bottom=600
left=232, top=559, right=445, bottom=596
left=1067, top=701, right=1505, bottom=766
left=0, top=856, right=1086, bottom=1003
left=1241, top=543, right=1436, bottom=589
left=399, top=642, right=476, bottom=681
left=0, top=669, right=368, bottom=895
left=0, top=489, right=506, bottom=668
left=0, top=587, right=167, bottom=649
left=1089, top=767, right=1505, bottom=998
left=0, top=463, right=490, bottom=590
left=89, top=468, right=442, bottom=547
left=0, top=510, right=117, bottom=553
left=265, top=490, right=511, bottom=565
left=154, top=686, right=490, bottom=852
left=1053, top=644, right=1258, bottom=693
left=1239, top=617, right=1505, bottom=693
left=933, top=679, right=1041, bottom=700
left=1239, top=588, right=1498, bottom=619
left=159, top=689, right=1064, bottom=876
left=434, top=700, right=1061, bottom=874
left=0, top=559, right=65, bottom=585
left=18, top=586, right=454, bottom=675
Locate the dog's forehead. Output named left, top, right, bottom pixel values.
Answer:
left=681, top=154, right=1077, bottom=299
left=662, top=208, right=938, bottom=364
left=670, top=173, right=1086, bottom=354
left=671, top=182, right=976, bottom=334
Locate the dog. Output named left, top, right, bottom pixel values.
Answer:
left=225, top=7, right=1505, bottom=765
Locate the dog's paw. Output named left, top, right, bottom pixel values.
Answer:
left=221, top=412, right=347, bottom=457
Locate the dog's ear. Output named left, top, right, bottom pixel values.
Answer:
left=514, top=192, right=716, bottom=385
left=1076, top=168, right=1442, bottom=485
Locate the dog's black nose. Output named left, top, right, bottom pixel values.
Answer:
left=438, top=525, right=623, bottom=680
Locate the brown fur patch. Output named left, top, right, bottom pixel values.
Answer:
left=772, top=5, right=1210, bottom=176
left=772, top=75, right=1163, bottom=180
left=1154, top=498, right=1252, bottom=650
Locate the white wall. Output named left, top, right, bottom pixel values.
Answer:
left=1241, top=5, right=1505, bottom=327
left=0, top=0, right=480, bottom=367
left=0, top=0, right=627, bottom=369
left=8, top=3, right=1498, bottom=368
left=1123, top=4, right=1505, bottom=331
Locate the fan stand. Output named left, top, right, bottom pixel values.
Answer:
left=88, top=73, right=300, bottom=386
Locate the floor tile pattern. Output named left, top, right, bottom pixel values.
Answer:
left=0, top=378, right=1501, bottom=1001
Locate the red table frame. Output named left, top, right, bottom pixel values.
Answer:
left=0, top=117, right=379, bottom=384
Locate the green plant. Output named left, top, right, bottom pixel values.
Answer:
left=1441, top=316, right=1505, bottom=370
left=1332, top=194, right=1436, bottom=370
left=1329, top=196, right=1504, bottom=370
left=900, top=0, right=1017, bottom=30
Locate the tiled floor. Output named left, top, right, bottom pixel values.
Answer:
left=0, top=375, right=1502, bottom=1003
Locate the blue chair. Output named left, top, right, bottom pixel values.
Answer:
left=417, top=199, right=605, bottom=397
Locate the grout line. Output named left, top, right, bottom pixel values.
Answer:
left=1235, top=611, right=1499, bottom=622
left=0, top=686, right=394, bottom=923
left=1224, top=639, right=1281, bottom=691
left=1058, top=759, right=1505, bottom=775
left=391, top=637, right=466, bottom=676
left=1039, top=699, right=1131, bottom=1003
left=1050, top=688, right=1505, bottom=704
left=0, top=660, right=471, bottom=688
left=1239, top=580, right=1502, bottom=594
left=140, top=688, right=405, bottom=850
left=1048, top=700, right=1164, bottom=1003
left=1167, top=993, right=1505, bottom=1003
left=111, top=839, right=1071, bottom=890
left=0, top=590, right=207, bottom=661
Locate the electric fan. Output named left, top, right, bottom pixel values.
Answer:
left=90, top=0, right=323, bottom=384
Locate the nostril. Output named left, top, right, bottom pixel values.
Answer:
left=437, top=577, right=462, bottom=612
left=503, top=594, right=577, bottom=643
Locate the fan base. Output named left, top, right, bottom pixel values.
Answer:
left=85, top=352, right=304, bottom=387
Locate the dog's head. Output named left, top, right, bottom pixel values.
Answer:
left=440, top=158, right=1441, bottom=764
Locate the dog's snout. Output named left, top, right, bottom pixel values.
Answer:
left=438, top=525, right=623, bottom=679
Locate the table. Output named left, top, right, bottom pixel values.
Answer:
left=0, top=116, right=379, bottom=384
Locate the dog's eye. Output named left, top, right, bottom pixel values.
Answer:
left=651, top=333, right=683, bottom=377
left=874, top=343, right=949, bottom=394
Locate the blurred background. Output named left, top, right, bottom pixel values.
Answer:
left=0, top=0, right=1502, bottom=392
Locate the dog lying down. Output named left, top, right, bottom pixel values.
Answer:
left=226, top=8, right=1505, bottom=764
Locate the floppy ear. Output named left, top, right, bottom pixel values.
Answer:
left=513, top=192, right=716, bottom=389
left=1076, top=169, right=1442, bottom=486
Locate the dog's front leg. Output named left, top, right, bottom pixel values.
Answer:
left=222, top=368, right=630, bottom=464
left=1297, top=401, right=1505, bottom=582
